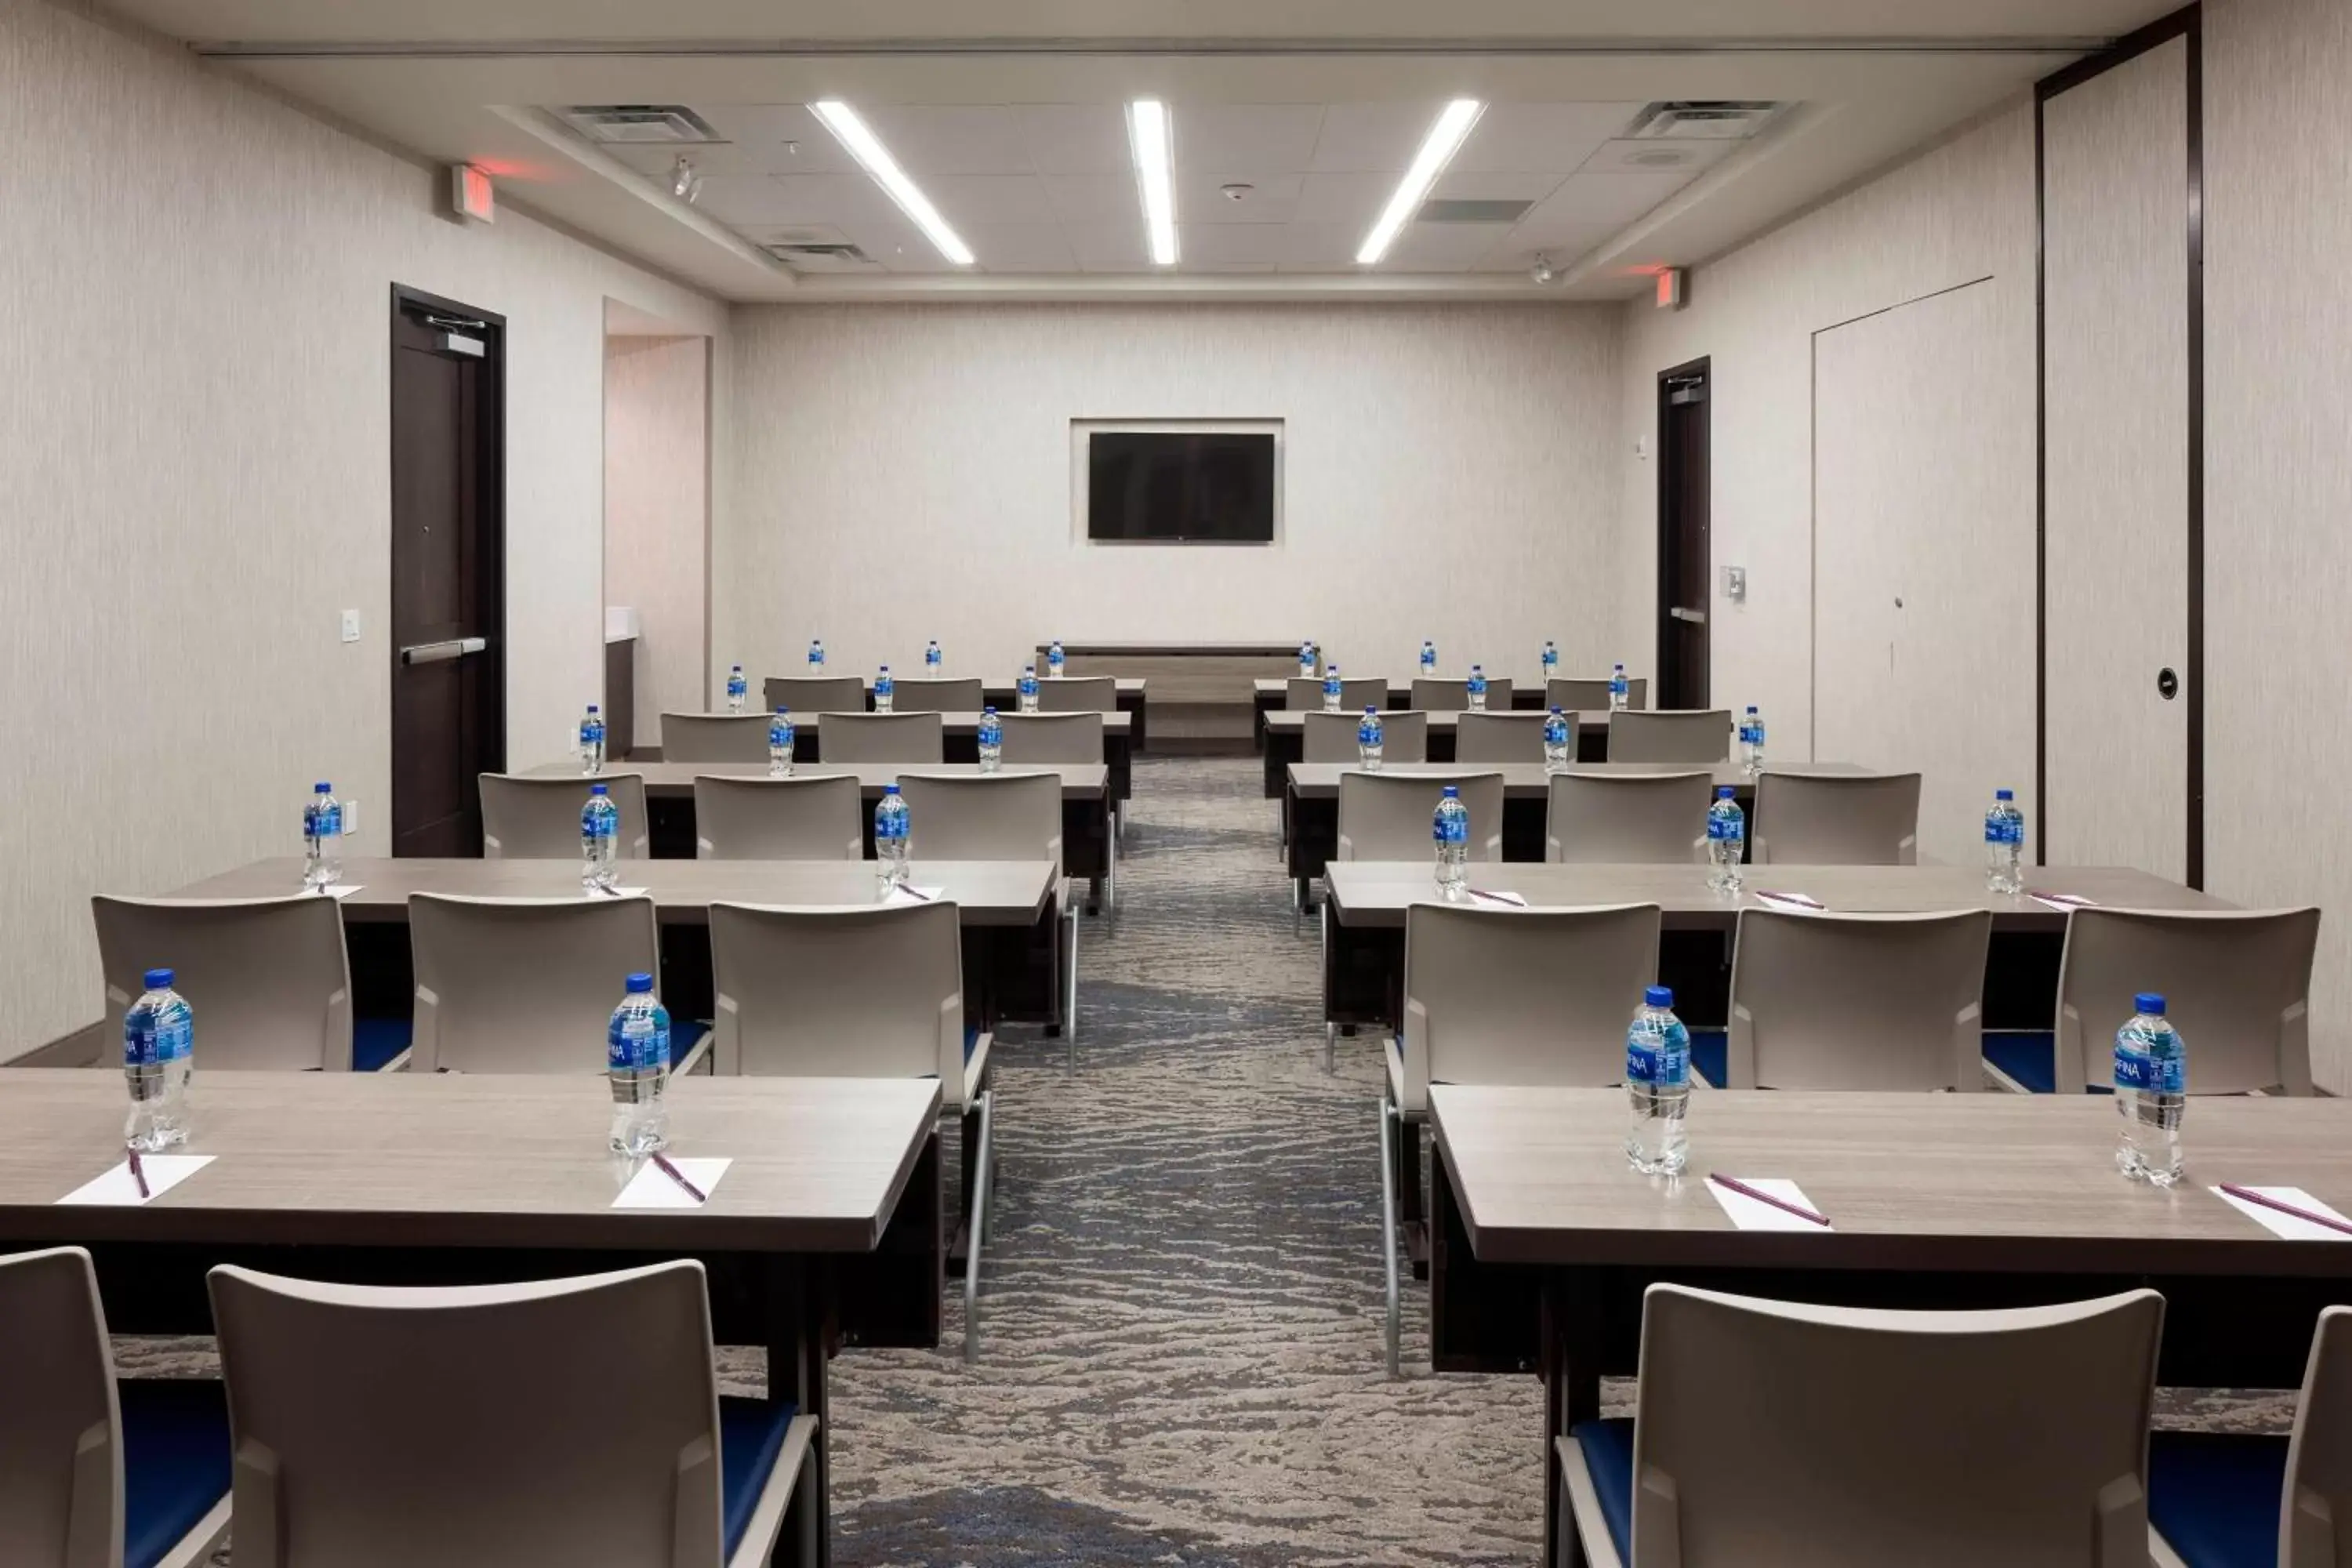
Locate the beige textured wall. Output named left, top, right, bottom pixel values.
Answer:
left=0, top=0, right=727, bottom=1055
left=604, top=336, right=711, bottom=747
left=714, top=303, right=1623, bottom=686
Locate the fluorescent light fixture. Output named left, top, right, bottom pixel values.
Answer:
left=1128, top=100, right=1178, bottom=266
left=1356, top=99, right=1484, bottom=267
left=809, top=100, right=974, bottom=266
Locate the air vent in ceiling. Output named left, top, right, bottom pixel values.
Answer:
left=1624, top=101, right=1783, bottom=140
left=559, top=105, right=722, bottom=144
left=1416, top=198, right=1534, bottom=225
left=764, top=241, right=879, bottom=272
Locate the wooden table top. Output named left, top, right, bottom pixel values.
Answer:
left=1286, top=760, right=1864, bottom=799
left=171, top=857, right=1057, bottom=926
left=782, top=710, right=1130, bottom=735
left=1432, top=1084, right=2352, bottom=1275
left=1323, top=861, right=2230, bottom=930
left=1266, top=710, right=1613, bottom=734
left=1255, top=677, right=1634, bottom=696
left=528, top=760, right=1108, bottom=799
left=0, top=1071, right=940, bottom=1254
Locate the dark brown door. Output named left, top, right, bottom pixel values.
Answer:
left=390, top=289, right=503, bottom=857
left=1657, top=359, right=1711, bottom=710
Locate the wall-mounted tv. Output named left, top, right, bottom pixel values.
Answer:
left=1086, top=430, right=1277, bottom=543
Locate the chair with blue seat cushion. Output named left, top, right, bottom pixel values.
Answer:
left=351, top=1017, right=413, bottom=1073
left=0, top=1246, right=232, bottom=1568
left=206, top=1259, right=814, bottom=1568
left=92, top=893, right=354, bottom=1071
left=1558, top=1283, right=2163, bottom=1568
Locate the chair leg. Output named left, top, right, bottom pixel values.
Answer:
left=1380, top=1091, right=1402, bottom=1379
left=1105, top=818, right=1117, bottom=916
left=1325, top=1022, right=1336, bottom=1075
left=1064, top=906, right=1080, bottom=1070
left=964, top=1088, right=994, bottom=1366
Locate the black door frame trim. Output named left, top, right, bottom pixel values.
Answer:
left=2034, top=3, right=2203, bottom=884
left=1655, top=355, right=1711, bottom=711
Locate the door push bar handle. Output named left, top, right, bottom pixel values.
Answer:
left=399, top=637, right=487, bottom=666
left=1668, top=606, right=1708, bottom=626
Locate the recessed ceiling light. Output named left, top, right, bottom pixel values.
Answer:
left=809, top=100, right=974, bottom=266
left=1128, top=100, right=1178, bottom=267
left=1356, top=99, right=1483, bottom=267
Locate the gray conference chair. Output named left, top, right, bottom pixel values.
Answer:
left=0, top=1245, right=234, bottom=1568
left=659, top=713, right=769, bottom=764
left=706, top=899, right=996, bottom=1362
left=207, top=1260, right=813, bottom=1568
left=1551, top=675, right=1649, bottom=712
left=1409, top=676, right=1515, bottom=713
left=2045, top=906, right=2321, bottom=1095
left=1560, top=1283, right=2162, bottom=1568
left=691, top=775, right=862, bottom=861
left=764, top=674, right=864, bottom=715
left=1454, top=710, right=1548, bottom=764
left=1751, top=771, right=1922, bottom=866
left=1378, top=901, right=1661, bottom=1377
left=1336, top=771, right=1505, bottom=863
left=91, top=893, right=355, bottom=1071
left=1607, top=709, right=1733, bottom=764
left=816, top=710, right=943, bottom=764
left=407, top=893, right=684, bottom=1075
left=997, top=710, right=1102, bottom=764
left=1726, top=908, right=1992, bottom=1091
left=1303, top=710, right=1428, bottom=764
left=1546, top=771, right=1712, bottom=865
left=1039, top=675, right=1118, bottom=713
left=897, top=771, right=1081, bottom=1058
left=889, top=677, right=984, bottom=713
left=480, top=772, right=649, bottom=860
left=1287, top=676, right=1386, bottom=712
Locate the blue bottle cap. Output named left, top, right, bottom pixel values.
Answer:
left=144, top=967, right=174, bottom=989
left=2135, top=993, right=2166, bottom=1015
left=1441, top=785, right=1459, bottom=797
left=1550, top=705, right=1563, bottom=715
left=775, top=705, right=789, bottom=715
left=1995, top=788, right=2014, bottom=800
left=1716, top=786, right=1734, bottom=798
left=1327, top=665, right=1339, bottom=674
left=586, top=704, right=600, bottom=713
left=879, top=663, right=890, bottom=673
left=590, top=783, right=608, bottom=795
left=883, top=782, right=900, bottom=794
left=1745, top=705, right=1758, bottom=714
left=626, top=972, right=655, bottom=993
left=731, top=662, right=742, bottom=671
left=1644, top=985, right=1673, bottom=1008
left=1472, top=663, right=1483, bottom=672
left=983, top=705, right=997, bottom=715
left=315, top=781, right=332, bottom=793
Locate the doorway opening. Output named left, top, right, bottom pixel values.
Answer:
left=1656, top=358, right=1711, bottom=711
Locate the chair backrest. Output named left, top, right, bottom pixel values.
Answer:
left=1552, top=676, right=1649, bottom=712
left=658, top=713, right=770, bottom=764
left=1396, top=902, right=1661, bottom=1114
left=1625, top=1283, right=2162, bottom=1568
left=90, top=894, right=353, bottom=1071
left=1726, top=908, right=1991, bottom=1090
left=817, top=710, right=943, bottom=764
left=2283, top=1305, right=2352, bottom=1566
left=997, top=711, right=1102, bottom=764
left=1337, top=771, right=1505, bottom=862
left=2053, top=906, right=2321, bottom=1094
left=764, top=674, right=865, bottom=715
left=407, top=894, right=659, bottom=1073
left=1408, top=676, right=1516, bottom=713
left=208, top=1261, right=729, bottom=1568
left=1454, top=710, right=1549, bottom=764
left=707, top=900, right=967, bottom=1095
left=1039, top=675, right=1118, bottom=713
left=1547, top=771, right=1712, bottom=865
left=1287, top=676, right=1386, bottom=712
left=888, top=677, right=984, bottom=713
left=1752, top=772, right=1922, bottom=866
left=691, top=775, right=862, bottom=861
left=0, top=1246, right=122, bottom=1568
left=1608, top=710, right=1733, bottom=764
left=1303, top=710, right=1428, bottom=764
left=896, top=772, right=1062, bottom=875
left=480, top=773, right=649, bottom=860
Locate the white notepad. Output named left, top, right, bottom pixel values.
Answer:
left=2212, top=1185, right=2352, bottom=1242
left=612, top=1157, right=731, bottom=1210
left=56, top=1155, right=214, bottom=1207
left=884, top=884, right=946, bottom=907
left=1706, top=1176, right=1833, bottom=1232
left=2028, top=890, right=2098, bottom=913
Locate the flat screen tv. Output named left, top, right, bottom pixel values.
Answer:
left=1087, top=430, right=1276, bottom=543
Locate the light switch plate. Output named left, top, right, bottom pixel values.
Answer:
left=1722, top=566, right=1747, bottom=602
left=339, top=609, right=361, bottom=643
left=339, top=799, right=359, bottom=836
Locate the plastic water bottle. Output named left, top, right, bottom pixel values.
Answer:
left=1624, top=986, right=1691, bottom=1176
left=581, top=782, right=619, bottom=891
left=1047, top=640, right=1066, bottom=678
left=1468, top=664, right=1490, bottom=713
left=1357, top=706, right=1384, bottom=771
left=925, top=639, right=943, bottom=674
left=808, top=638, right=826, bottom=670
left=606, top=972, right=670, bottom=1157
left=725, top=664, right=747, bottom=714
left=1984, top=789, right=2025, bottom=894
left=1323, top=664, right=1345, bottom=713
left=1432, top=786, right=1469, bottom=899
left=302, top=781, right=342, bottom=889
left=1018, top=665, right=1040, bottom=713
left=123, top=968, right=192, bottom=1152
left=875, top=783, right=912, bottom=890
left=1542, top=640, right=1559, bottom=682
left=873, top=665, right=895, bottom=713
left=1610, top=663, right=1630, bottom=712
left=1705, top=787, right=1744, bottom=894
left=2115, top=993, right=2185, bottom=1186
left=1298, top=640, right=1317, bottom=677
left=1421, top=640, right=1438, bottom=678
left=768, top=708, right=795, bottom=777
left=978, top=706, right=1004, bottom=772
left=579, top=703, right=607, bottom=775
left=1544, top=708, right=1572, bottom=773
left=1739, top=706, right=1766, bottom=775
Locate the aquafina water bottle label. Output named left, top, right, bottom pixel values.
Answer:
left=2114, top=1032, right=2152, bottom=1092
left=2149, top=1034, right=2185, bottom=1095
left=1625, top=1025, right=1660, bottom=1087
left=126, top=1004, right=191, bottom=1069
left=1435, top=805, right=1468, bottom=845
left=1358, top=715, right=1381, bottom=747
left=1707, top=808, right=1742, bottom=843
left=1544, top=713, right=1569, bottom=746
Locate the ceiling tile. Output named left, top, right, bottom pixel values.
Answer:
left=834, top=213, right=964, bottom=270
left=924, top=172, right=1059, bottom=230
left=604, top=141, right=771, bottom=180
left=964, top=223, right=1079, bottom=273
left=1176, top=171, right=1302, bottom=224
left=1512, top=169, right=1694, bottom=245
left=1065, top=220, right=1152, bottom=272
left=1294, top=170, right=1393, bottom=226
left=1018, top=103, right=1130, bottom=175
left=1274, top=223, right=1364, bottom=271
left=1041, top=172, right=1139, bottom=226
left=1178, top=223, right=1289, bottom=269
left=1428, top=169, right=1567, bottom=205
left=1173, top=104, right=1325, bottom=173
left=748, top=172, right=904, bottom=226
left=695, top=104, right=859, bottom=173
left=855, top=105, right=1033, bottom=174
left=1310, top=102, right=1445, bottom=172
left=1579, top=138, right=1738, bottom=176
left=1386, top=221, right=1514, bottom=271
left=1452, top=103, right=1644, bottom=173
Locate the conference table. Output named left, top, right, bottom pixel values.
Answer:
left=1261, top=710, right=1617, bottom=793
left=1428, top=1086, right=2352, bottom=1566
left=1252, top=676, right=1576, bottom=750
left=0, top=1068, right=944, bottom=1568
left=766, top=676, right=1149, bottom=754
left=779, top=710, right=1134, bottom=819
